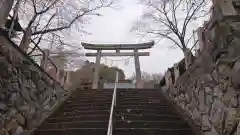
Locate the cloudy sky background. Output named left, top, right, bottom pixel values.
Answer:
left=72, top=0, right=207, bottom=78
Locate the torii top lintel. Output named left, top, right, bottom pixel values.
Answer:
left=81, top=41, right=155, bottom=50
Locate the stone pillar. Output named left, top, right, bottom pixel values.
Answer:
left=92, top=50, right=101, bottom=89
left=0, top=0, right=13, bottom=27
left=40, top=49, right=50, bottom=70
left=134, top=49, right=142, bottom=88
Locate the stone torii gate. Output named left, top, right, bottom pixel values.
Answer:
left=81, top=41, right=155, bottom=89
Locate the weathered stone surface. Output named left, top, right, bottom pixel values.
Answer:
left=0, top=102, right=7, bottom=111
left=6, top=119, right=19, bottom=132
left=205, top=87, right=213, bottom=94
left=202, top=115, right=211, bottom=131
left=12, top=126, right=24, bottom=135
left=232, top=60, right=240, bottom=87
left=213, top=86, right=224, bottom=99
left=0, top=35, right=68, bottom=133
left=0, top=128, right=9, bottom=135
left=210, top=99, right=226, bottom=130
left=237, top=122, right=240, bottom=135
left=223, top=108, right=238, bottom=134
left=15, top=113, right=25, bottom=125
left=162, top=58, right=240, bottom=135
left=160, top=3, right=240, bottom=135
left=192, top=109, right=202, bottom=126
left=223, top=87, right=239, bottom=107
left=217, top=63, right=232, bottom=78
left=204, top=127, right=220, bottom=135
left=198, top=90, right=205, bottom=112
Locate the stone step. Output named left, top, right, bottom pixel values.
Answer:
left=38, top=121, right=108, bottom=130
left=116, top=99, right=168, bottom=104
left=116, top=112, right=176, bottom=116
left=38, top=120, right=189, bottom=130
left=66, top=98, right=167, bottom=105
left=115, top=109, right=175, bottom=114
left=116, top=105, right=170, bottom=111
left=117, top=94, right=163, bottom=97
left=66, top=98, right=112, bottom=103
left=71, top=91, right=162, bottom=97
left=116, top=114, right=182, bottom=121
left=53, top=107, right=173, bottom=117
left=51, top=110, right=110, bottom=117
left=113, top=128, right=194, bottom=135
left=116, top=89, right=159, bottom=91
left=117, top=95, right=164, bottom=98
left=117, top=91, right=162, bottom=94
left=115, top=120, right=190, bottom=129
left=34, top=128, right=193, bottom=135
left=64, top=101, right=169, bottom=107
left=71, top=91, right=113, bottom=95
left=73, top=89, right=160, bottom=93
left=116, top=102, right=170, bottom=106
left=46, top=115, right=109, bottom=123
left=63, top=102, right=112, bottom=107
left=34, top=128, right=107, bottom=135
left=68, top=96, right=112, bottom=100
left=68, top=95, right=165, bottom=101
left=59, top=104, right=169, bottom=112
left=59, top=104, right=112, bottom=111
left=69, top=93, right=112, bottom=97
left=46, top=114, right=182, bottom=123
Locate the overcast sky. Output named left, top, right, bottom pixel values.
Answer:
left=77, top=0, right=202, bottom=78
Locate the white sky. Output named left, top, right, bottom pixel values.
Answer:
left=76, top=0, right=204, bottom=78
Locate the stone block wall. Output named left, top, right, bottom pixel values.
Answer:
left=159, top=1, right=240, bottom=135
left=0, top=31, right=68, bottom=135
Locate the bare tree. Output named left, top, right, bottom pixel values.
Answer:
left=8, top=0, right=116, bottom=54
left=49, top=44, right=86, bottom=70
left=132, top=0, right=210, bottom=69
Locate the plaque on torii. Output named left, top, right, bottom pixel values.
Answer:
left=81, top=41, right=155, bottom=89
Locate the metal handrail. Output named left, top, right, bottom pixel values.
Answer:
left=107, top=71, right=119, bottom=135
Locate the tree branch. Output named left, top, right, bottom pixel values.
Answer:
left=32, top=3, right=112, bottom=35
left=147, top=31, right=183, bottom=50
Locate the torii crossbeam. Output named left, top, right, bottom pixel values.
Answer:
left=81, top=41, right=155, bottom=89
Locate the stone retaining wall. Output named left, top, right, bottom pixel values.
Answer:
left=164, top=51, right=240, bottom=135
left=0, top=31, right=68, bottom=135
left=159, top=1, right=240, bottom=135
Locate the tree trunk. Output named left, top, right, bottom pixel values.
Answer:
left=0, top=0, right=13, bottom=27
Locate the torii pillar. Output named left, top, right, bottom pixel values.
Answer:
left=81, top=41, right=155, bottom=89
left=92, top=49, right=102, bottom=89
left=134, top=49, right=142, bottom=88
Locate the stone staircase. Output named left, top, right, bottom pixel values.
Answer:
left=32, top=89, right=196, bottom=135
left=114, top=89, right=195, bottom=135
